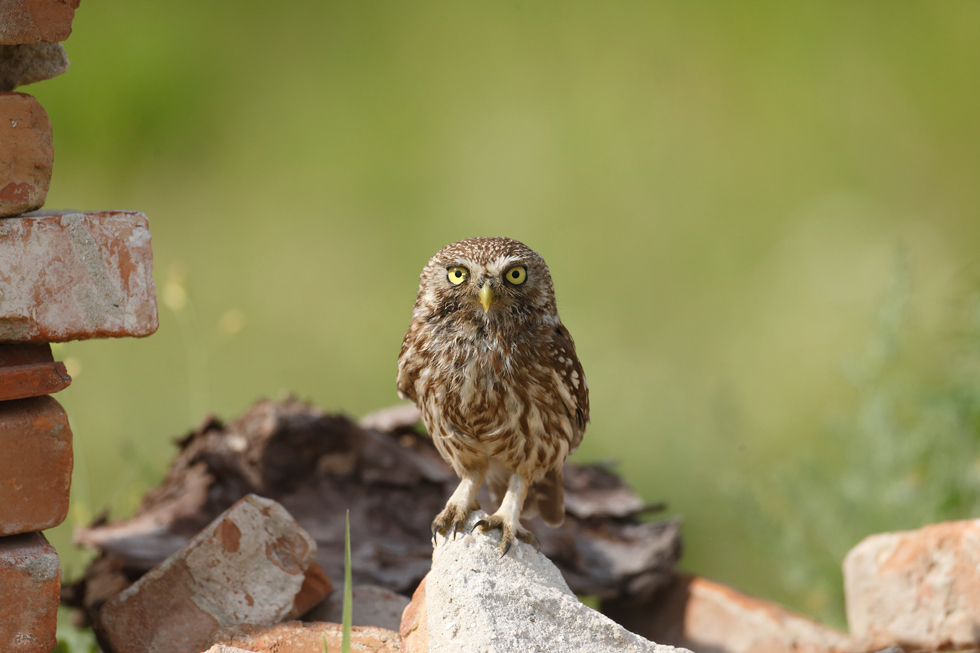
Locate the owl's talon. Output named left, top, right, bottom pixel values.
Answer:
left=500, top=540, right=512, bottom=557
left=473, top=520, right=488, bottom=532
left=520, top=531, right=541, bottom=552
left=432, top=501, right=476, bottom=546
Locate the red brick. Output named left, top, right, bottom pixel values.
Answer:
left=209, top=621, right=402, bottom=653
left=603, top=575, right=854, bottom=653
left=99, top=495, right=330, bottom=653
left=0, top=532, right=61, bottom=653
left=0, top=92, right=52, bottom=217
left=0, top=343, right=71, bottom=400
left=0, top=0, right=79, bottom=44
left=844, top=520, right=980, bottom=651
left=0, top=210, right=159, bottom=341
left=0, top=395, right=72, bottom=535
left=398, top=574, right=427, bottom=653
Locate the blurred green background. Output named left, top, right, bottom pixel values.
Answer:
left=27, top=0, right=980, bottom=629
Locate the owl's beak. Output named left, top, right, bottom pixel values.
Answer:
left=479, top=283, right=495, bottom=313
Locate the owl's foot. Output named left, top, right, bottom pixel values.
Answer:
left=431, top=500, right=480, bottom=544
left=473, top=514, right=538, bottom=556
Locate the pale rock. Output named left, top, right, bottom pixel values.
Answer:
left=844, top=519, right=980, bottom=651
left=401, top=510, right=689, bottom=653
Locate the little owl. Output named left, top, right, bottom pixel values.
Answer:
left=397, top=237, right=589, bottom=554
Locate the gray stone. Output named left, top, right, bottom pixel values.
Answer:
left=304, top=584, right=410, bottom=632
left=0, top=43, right=68, bottom=91
left=409, top=510, right=690, bottom=653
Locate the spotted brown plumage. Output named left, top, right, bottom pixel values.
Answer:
left=397, top=237, right=589, bottom=553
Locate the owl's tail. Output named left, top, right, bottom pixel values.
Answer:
left=526, top=466, right=565, bottom=528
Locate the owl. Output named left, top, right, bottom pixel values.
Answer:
left=397, top=237, right=589, bottom=554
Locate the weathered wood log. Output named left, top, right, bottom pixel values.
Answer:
left=66, top=398, right=681, bottom=628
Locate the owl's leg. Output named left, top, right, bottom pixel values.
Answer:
left=432, top=464, right=486, bottom=543
left=474, top=472, right=537, bottom=555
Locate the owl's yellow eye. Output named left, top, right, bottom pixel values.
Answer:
left=504, top=266, right=527, bottom=285
left=447, top=266, right=469, bottom=285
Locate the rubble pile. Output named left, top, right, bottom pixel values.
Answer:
left=65, top=398, right=682, bottom=650
left=0, top=2, right=159, bottom=651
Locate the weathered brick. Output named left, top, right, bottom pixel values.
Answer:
left=0, top=395, right=72, bottom=535
left=398, top=574, right=427, bottom=653
left=209, top=621, right=402, bottom=653
left=844, top=520, right=980, bottom=651
left=0, top=532, right=61, bottom=653
left=0, top=92, right=52, bottom=217
left=0, top=210, right=159, bottom=341
left=0, top=343, right=71, bottom=400
left=0, top=0, right=79, bottom=44
left=603, top=575, right=854, bottom=653
left=99, top=495, right=331, bottom=653
left=0, top=43, right=70, bottom=91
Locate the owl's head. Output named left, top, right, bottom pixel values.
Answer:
left=414, top=237, right=558, bottom=330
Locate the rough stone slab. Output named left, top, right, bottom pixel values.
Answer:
left=401, top=510, right=689, bottom=653
left=0, top=42, right=69, bottom=91
left=0, top=342, right=70, bottom=399
left=0, top=395, right=72, bottom=535
left=209, top=621, right=401, bottom=653
left=0, top=532, right=61, bottom=653
left=844, top=520, right=980, bottom=651
left=0, top=92, right=51, bottom=216
left=604, top=575, right=854, bottom=653
left=0, top=210, right=159, bottom=341
left=202, top=647, right=260, bottom=653
left=98, top=494, right=328, bottom=653
left=304, top=584, right=410, bottom=632
left=0, top=0, right=79, bottom=44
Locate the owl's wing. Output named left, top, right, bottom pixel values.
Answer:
left=396, top=327, right=420, bottom=404
left=548, top=323, right=590, bottom=451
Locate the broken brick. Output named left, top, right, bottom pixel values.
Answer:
left=0, top=0, right=80, bottom=44
left=398, top=574, right=428, bottom=653
left=0, top=92, right=52, bottom=217
left=603, top=574, right=853, bottom=653
left=98, top=495, right=330, bottom=653
left=209, top=621, right=402, bottom=653
left=0, top=532, right=61, bottom=653
left=0, top=343, right=71, bottom=401
left=0, top=395, right=72, bottom=536
left=844, top=519, right=980, bottom=651
left=0, top=210, right=159, bottom=342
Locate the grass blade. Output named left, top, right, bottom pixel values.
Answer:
left=343, top=509, right=352, bottom=653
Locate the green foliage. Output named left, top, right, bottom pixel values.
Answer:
left=748, top=257, right=980, bottom=626
left=54, top=609, right=99, bottom=653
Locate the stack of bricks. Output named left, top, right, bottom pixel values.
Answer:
left=1, top=2, right=159, bottom=652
